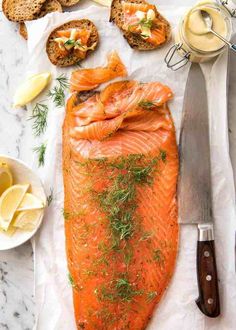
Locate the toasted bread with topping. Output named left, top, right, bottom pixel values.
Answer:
left=46, top=19, right=99, bottom=67
left=110, top=0, right=171, bottom=50
left=19, top=0, right=62, bottom=40
left=2, top=0, right=47, bottom=22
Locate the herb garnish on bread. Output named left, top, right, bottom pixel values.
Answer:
left=110, top=0, right=171, bottom=50
left=46, top=20, right=99, bottom=67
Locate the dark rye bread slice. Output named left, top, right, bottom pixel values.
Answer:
left=110, top=0, right=171, bottom=51
left=2, top=0, right=47, bottom=22
left=57, top=0, right=80, bottom=7
left=46, top=19, right=99, bottom=67
left=19, top=0, right=63, bottom=40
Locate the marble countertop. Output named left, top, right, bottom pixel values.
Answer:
left=0, top=5, right=35, bottom=330
left=0, top=1, right=236, bottom=330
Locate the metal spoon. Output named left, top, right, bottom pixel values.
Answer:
left=200, top=9, right=236, bottom=52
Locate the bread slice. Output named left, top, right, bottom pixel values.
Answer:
left=2, top=0, right=47, bottom=22
left=57, top=0, right=80, bottom=7
left=46, top=19, right=99, bottom=67
left=110, top=0, right=171, bottom=50
left=19, top=0, right=63, bottom=40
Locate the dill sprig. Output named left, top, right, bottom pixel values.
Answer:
left=147, top=291, right=158, bottom=303
left=33, top=142, right=47, bottom=167
left=48, top=74, right=69, bottom=107
left=47, top=188, right=53, bottom=206
left=115, top=277, right=142, bottom=301
left=138, top=100, right=157, bottom=109
left=62, top=208, right=70, bottom=220
left=68, top=273, right=77, bottom=288
left=96, top=276, right=143, bottom=302
left=29, top=103, right=48, bottom=137
left=139, top=18, right=153, bottom=29
left=91, top=153, right=166, bottom=244
left=153, top=248, right=165, bottom=264
left=48, top=86, right=65, bottom=107
left=56, top=74, right=69, bottom=90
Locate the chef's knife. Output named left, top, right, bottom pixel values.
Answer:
left=178, top=63, right=220, bottom=318
left=227, top=34, right=236, bottom=272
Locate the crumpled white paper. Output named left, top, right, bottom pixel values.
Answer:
left=19, top=3, right=236, bottom=330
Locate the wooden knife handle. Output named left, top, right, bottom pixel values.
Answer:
left=195, top=224, right=220, bottom=318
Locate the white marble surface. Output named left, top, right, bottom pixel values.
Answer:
left=0, top=4, right=35, bottom=330
left=0, top=0, right=236, bottom=330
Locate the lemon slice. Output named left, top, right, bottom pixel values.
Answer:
left=0, top=163, right=13, bottom=196
left=13, top=209, right=43, bottom=231
left=0, top=225, right=16, bottom=236
left=17, top=193, right=45, bottom=211
left=13, top=72, right=51, bottom=107
left=0, top=184, right=29, bottom=231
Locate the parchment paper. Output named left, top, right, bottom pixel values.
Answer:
left=19, top=3, right=236, bottom=330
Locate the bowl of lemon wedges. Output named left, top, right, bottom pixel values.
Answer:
left=0, top=155, right=46, bottom=250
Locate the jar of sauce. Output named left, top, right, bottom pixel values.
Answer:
left=218, top=0, right=236, bottom=17
left=165, top=1, right=232, bottom=70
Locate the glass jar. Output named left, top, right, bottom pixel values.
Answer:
left=165, top=1, right=232, bottom=70
left=218, top=0, right=236, bottom=17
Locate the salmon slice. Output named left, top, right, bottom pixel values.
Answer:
left=56, top=29, right=91, bottom=45
left=55, top=29, right=92, bottom=60
left=70, top=51, right=128, bottom=93
left=63, top=80, right=179, bottom=329
left=121, top=1, right=168, bottom=46
left=69, top=80, right=173, bottom=139
left=122, top=2, right=155, bottom=30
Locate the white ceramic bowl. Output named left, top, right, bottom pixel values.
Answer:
left=0, top=155, right=46, bottom=250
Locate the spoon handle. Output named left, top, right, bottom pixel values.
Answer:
left=230, top=44, right=236, bottom=52
left=210, top=29, right=231, bottom=47
left=210, top=29, right=236, bottom=54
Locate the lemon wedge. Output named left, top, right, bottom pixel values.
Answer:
left=17, top=193, right=45, bottom=212
left=13, top=209, right=43, bottom=231
left=0, top=184, right=29, bottom=231
left=0, top=163, right=13, bottom=196
left=13, top=72, right=51, bottom=107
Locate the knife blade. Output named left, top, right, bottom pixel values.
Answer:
left=227, top=34, right=236, bottom=273
left=178, top=63, right=220, bottom=318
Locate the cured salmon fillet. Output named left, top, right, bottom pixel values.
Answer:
left=63, top=79, right=179, bottom=329
left=70, top=51, right=127, bottom=93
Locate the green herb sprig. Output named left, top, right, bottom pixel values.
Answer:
left=48, top=86, right=65, bottom=108
left=147, top=291, right=158, bottom=302
left=48, top=74, right=69, bottom=107
left=29, top=103, right=49, bottom=137
left=56, top=74, right=69, bottom=90
left=139, top=18, right=153, bottom=29
left=33, top=142, right=47, bottom=167
left=138, top=100, right=157, bottom=110
left=95, top=276, right=143, bottom=303
left=47, top=188, right=54, bottom=206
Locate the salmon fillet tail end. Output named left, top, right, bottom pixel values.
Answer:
left=63, top=78, right=179, bottom=330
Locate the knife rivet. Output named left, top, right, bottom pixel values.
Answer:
left=204, top=251, right=210, bottom=257
left=206, top=275, right=212, bottom=281
left=208, top=298, right=214, bottom=304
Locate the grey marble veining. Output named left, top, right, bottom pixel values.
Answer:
left=0, top=7, right=35, bottom=330
left=0, top=244, right=35, bottom=330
